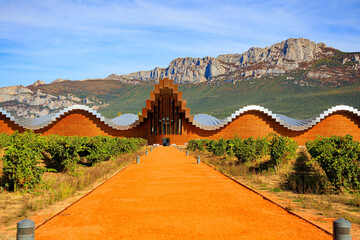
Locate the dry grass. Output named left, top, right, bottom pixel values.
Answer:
left=0, top=148, right=145, bottom=227
left=191, top=148, right=360, bottom=227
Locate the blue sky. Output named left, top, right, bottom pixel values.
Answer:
left=0, top=0, right=359, bottom=87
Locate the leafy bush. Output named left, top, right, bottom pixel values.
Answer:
left=43, top=135, right=146, bottom=170
left=256, top=137, right=270, bottom=158
left=1, top=131, right=146, bottom=192
left=2, top=131, right=48, bottom=192
left=116, top=137, right=147, bottom=154
left=44, top=135, right=84, bottom=173
left=234, top=137, right=269, bottom=163
left=86, top=136, right=115, bottom=165
left=187, top=136, right=299, bottom=171
left=269, top=134, right=297, bottom=168
left=234, top=138, right=254, bottom=163
left=187, top=136, right=270, bottom=163
left=211, top=139, right=228, bottom=156
left=187, top=139, right=208, bottom=151
left=306, top=135, right=360, bottom=192
left=0, top=132, right=12, bottom=149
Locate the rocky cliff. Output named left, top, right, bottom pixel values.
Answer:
left=0, top=83, right=101, bottom=119
left=1, top=37, right=359, bottom=119
left=107, top=38, right=342, bottom=84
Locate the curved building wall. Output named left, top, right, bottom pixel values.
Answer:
left=0, top=79, right=359, bottom=146
left=292, top=111, right=360, bottom=145
left=176, top=111, right=360, bottom=146
left=35, top=110, right=150, bottom=139
left=0, top=114, right=24, bottom=134
left=1, top=109, right=359, bottom=146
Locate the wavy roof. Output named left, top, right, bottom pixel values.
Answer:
left=215, top=105, right=359, bottom=131
left=0, top=79, right=359, bottom=132
left=1, top=104, right=359, bottom=132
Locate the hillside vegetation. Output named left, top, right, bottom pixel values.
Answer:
left=1, top=38, right=359, bottom=120
left=180, top=78, right=360, bottom=119
left=187, top=135, right=360, bottom=228
left=35, top=77, right=360, bottom=120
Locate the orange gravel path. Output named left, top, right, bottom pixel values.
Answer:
left=36, top=147, right=332, bottom=240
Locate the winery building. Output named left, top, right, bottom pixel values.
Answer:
left=0, top=78, right=359, bottom=146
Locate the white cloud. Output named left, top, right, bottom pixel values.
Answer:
left=0, top=0, right=359, bottom=87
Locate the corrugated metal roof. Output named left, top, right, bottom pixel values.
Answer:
left=193, top=114, right=222, bottom=126
left=0, top=105, right=359, bottom=132
left=109, top=114, right=139, bottom=126
left=217, top=105, right=360, bottom=131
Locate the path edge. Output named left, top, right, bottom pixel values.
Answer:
left=199, top=157, right=333, bottom=236
left=35, top=153, right=141, bottom=230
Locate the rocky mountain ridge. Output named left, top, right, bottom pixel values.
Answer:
left=0, top=85, right=101, bottom=119
left=1, top=38, right=359, bottom=119
left=107, top=38, right=357, bottom=84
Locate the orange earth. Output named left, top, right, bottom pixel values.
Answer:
left=35, top=147, right=332, bottom=240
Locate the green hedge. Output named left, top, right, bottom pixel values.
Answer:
left=306, top=135, right=360, bottom=192
left=1, top=131, right=147, bottom=192
left=187, top=135, right=297, bottom=168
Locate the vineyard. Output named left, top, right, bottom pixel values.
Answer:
left=187, top=134, right=298, bottom=173
left=1, top=132, right=360, bottom=238
left=0, top=131, right=146, bottom=193
left=187, top=134, right=360, bottom=193
left=306, top=135, right=360, bottom=192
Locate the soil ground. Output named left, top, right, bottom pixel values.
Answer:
left=194, top=148, right=360, bottom=239
left=0, top=150, right=141, bottom=240
left=35, top=147, right=331, bottom=239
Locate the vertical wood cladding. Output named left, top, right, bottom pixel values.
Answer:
left=150, top=93, right=182, bottom=136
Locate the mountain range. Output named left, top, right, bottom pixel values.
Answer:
left=0, top=38, right=359, bottom=119
left=106, top=38, right=359, bottom=86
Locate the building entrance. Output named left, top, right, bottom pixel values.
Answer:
left=162, top=138, right=170, bottom=146
left=149, top=94, right=182, bottom=136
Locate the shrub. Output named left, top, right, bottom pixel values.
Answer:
left=116, top=137, right=147, bottom=154
left=211, top=139, right=228, bottom=156
left=306, top=135, right=360, bottom=192
left=234, top=137, right=269, bottom=163
left=2, top=131, right=47, bottom=192
left=0, top=133, right=12, bottom=149
left=44, top=135, right=83, bottom=173
left=256, top=137, right=270, bottom=158
left=269, top=134, right=297, bottom=168
left=1, top=132, right=147, bottom=192
left=187, top=136, right=270, bottom=162
left=234, top=138, right=255, bottom=163
left=225, top=139, right=235, bottom=157
left=187, top=135, right=296, bottom=170
left=187, top=139, right=208, bottom=151
left=86, top=136, right=115, bottom=165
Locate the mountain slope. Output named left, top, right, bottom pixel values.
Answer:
left=0, top=38, right=359, bottom=119
left=97, top=77, right=360, bottom=119
left=106, top=38, right=359, bottom=85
